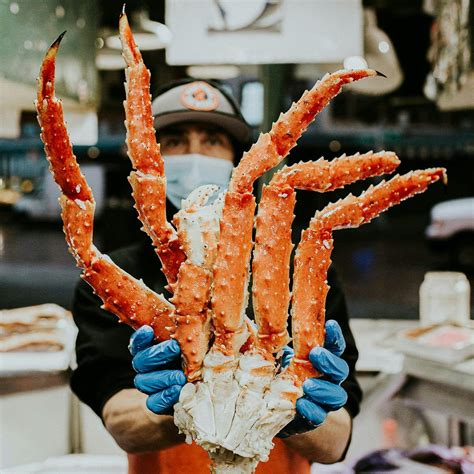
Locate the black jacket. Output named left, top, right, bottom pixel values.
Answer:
left=70, top=238, right=362, bottom=420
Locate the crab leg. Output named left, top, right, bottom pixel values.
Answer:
left=286, top=168, right=447, bottom=383
left=170, top=186, right=223, bottom=381
left=36, top=32, right=174, bottom=342
left=211, top=69, right=379, bottom=356
left=252, top=151, right=400, bottom=357
left=119, top=11, right=185, bottom=290
left=230, top=69, right=381, bottom=194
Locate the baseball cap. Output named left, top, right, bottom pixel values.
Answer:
left=152, top=79, right=251, bottom=145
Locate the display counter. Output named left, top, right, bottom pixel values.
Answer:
left=349, top=319, right=474, bottom=454
left=2, top=313, right=472, bottom=469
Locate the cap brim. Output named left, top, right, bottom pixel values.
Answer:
left=154, top=110, right=251, bottom=145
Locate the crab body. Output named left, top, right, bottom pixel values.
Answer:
left=36, top=10, right=446, bottom=474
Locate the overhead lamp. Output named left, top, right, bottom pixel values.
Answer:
left=96, top=48, right=126, bottom=70
left=346, top=8, right=403, bottom=95
left=105, top=10, right=172, bottom=51
left=186, top=65, right=240, bottom=79
left=343, top=56, right=368, bottom=70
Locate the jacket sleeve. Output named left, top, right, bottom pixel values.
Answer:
left=70, top=276, right=136, bottom=418
left=326, top=267, right=362, bottom=418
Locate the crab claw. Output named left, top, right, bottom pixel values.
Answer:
left=37, top=31, right=66, bottom=99
left=119, top=7, right=186, bottom=287
left=36, top=28, right=175, bottom=342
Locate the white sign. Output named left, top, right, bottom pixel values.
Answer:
left=166, top=0, right=363, bottom=65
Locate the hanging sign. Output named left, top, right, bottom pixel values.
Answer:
left=166, top=0, right=363, bottom=65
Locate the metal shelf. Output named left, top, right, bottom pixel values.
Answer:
left=1, top=126, right=474, bottom=156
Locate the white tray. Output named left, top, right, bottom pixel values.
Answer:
left=394, top=323, right=474, bottom=365
left=0, top=304, right=77, bottom=374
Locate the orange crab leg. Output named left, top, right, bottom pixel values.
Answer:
left=286, top=168, right=447, bottom=383
left=36, top=32, right=174, bottom=341
left=211, top=70, right=380, bottom=357
left=84, top=254, right=174, bottom=342
left=119, top=11, right=185, bottom=289
left=211, top=192, right=256, bottom=355
left=37, top=33, right=93, bottom=206
left=252, top=186, right=295, bottom=357
left=252, top=151, right=400, bottom=357
left=170, top=262, right=212, bottom=381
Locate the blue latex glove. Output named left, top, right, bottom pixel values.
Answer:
left=129, top=325, right=187, bottom=415
left=278, top=320, right=349, bottom=437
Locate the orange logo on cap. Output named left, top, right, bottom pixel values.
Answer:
left=180, top=82, right=220, bottom=111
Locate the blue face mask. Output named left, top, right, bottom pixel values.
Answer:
left=163, top=154, right=234, bottom=210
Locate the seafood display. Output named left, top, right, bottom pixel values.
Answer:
left=36, top=10, right=446, bottom=474
left=0, top=304, right=71, bottom=352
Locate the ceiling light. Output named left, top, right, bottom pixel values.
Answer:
left=96, top=48, right=126, bottom=70
left=378, top=41, right=390, bottom=53
left=186, top=65, right=240, bottom=79
left=343, top=56, right=368, bottom=70
left=105, top=10, right=171, bottom=51
left=347, top=9, right=403, bottom=95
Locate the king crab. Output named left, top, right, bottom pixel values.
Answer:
left=35, top=9, right=446, bottom=474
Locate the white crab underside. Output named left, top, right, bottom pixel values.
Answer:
left=174, top=352, right=302, bottom=474
left=172, top=185, right=302, bottom=473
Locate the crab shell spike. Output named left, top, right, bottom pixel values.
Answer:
left=287, top=167, right=447, bottom=383
left=251, top=151, right=401, bottom=357
left=229, top=68, right=378, bottom=194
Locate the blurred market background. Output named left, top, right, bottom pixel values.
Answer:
left=1, top=0, right=473, bottom=317
left=0, top=0, right=473, bottom=472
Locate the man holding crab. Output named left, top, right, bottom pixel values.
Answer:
left=70, top=79, right=362, bottom=473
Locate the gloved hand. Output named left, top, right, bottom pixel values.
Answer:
left=278, top=319, right=349, bottom=437
left=129, top=325, right=187, bottom=415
